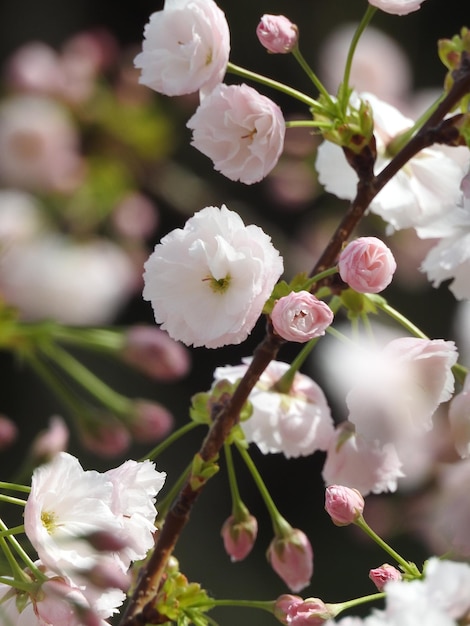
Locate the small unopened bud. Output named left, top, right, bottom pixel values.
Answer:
left=256, top=15, right=299, bottom=54
left=83, top=530, right=130, bottom=553
left=130, top=400, right=174, bottom=443
left=80, top=416, right=130, bottom=458
left=85, top=562, right=132, bottom=592
left=221, top=513, right=258, bottom=562
left=338, top=237, right=396, bottom=294
left=122, top=326, right=191, bottom=381
left=369, top=564, right=402, bottom=591
left=275, top=594, right=333, bottom=625
left=267, top=527, right=313, bottom=592
left=30, top=415, right=69, bottom=462
left=325, top=485, right=364, bottom=526
left=0, top=414, right=18, bottom=450
left=271, top=291, right=333, bottom=343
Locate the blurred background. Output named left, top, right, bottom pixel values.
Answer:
left=0, top=0, right=469, bottom=623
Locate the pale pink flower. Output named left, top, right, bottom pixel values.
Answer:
left=221, top=513, right=258, bottom=562
left=267, top=528, right=313, bottom=592
left=0, top=234, right=136, bottom=325
left=134, top=0, right=230, bottom=96
left=338, top=237, right=396, bottom=293
left=448, top=375, right=470, bottom=458
left=315, top=92, right=467, bottom=235
left=143, top=205, right=283, bottom=348
left=30, top=415, right=69, bottom=462
left=322, top=424, right=404, bottom=495
left=324, top=485, right=364, bottom=526
left=368, top=0, right=427, bottom=15
left=256, top=15, right=298, bottom=54
left=346, top=338, right=458, bottom=444
left=369, top=564, right=402, bottom=591
left=122, top=325, right=191, bottom=381
left=275, top=594, right=333, bottom=625
left=271, top=291, right=333, bottom=342
left=0, top=95, right=84, bottom=193
left=4, top=41, right=64, bottom=95
left=187, top=83, right=285, bottom=184
left=111, top=192, right=159, bottom=240
left=213, top=359, right=334, bottom=457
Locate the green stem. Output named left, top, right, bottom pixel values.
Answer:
left=0, top=482, right=31, bottom=494
left=340, top=5, right=377, bottom=113
left=0, top=495, right=26, bottom=507
left=140, top=421, right=200, bottom=462
left=331, top=592, right=385, bottom=616
left=227, top=62, right=317, bottom=107
left=40, top=342, right=131, bottom=415
left=0, top=525, right=25, bottom=538
left=0, top=518, right=45, bottom=582
left=369, top=298, right=429, bottom=339
left=355, top=515, right=420, bottom=578
left=291, top=47, right=334, bottom=104
left=234, top=441, right=290, bottom=537
left=52, top=325, right=125, bottom=353
left=208, top=599, right=275, bottom=613
left=0, top=575, right=35, bottom=593
left=224, top=443, right=246, bottom=519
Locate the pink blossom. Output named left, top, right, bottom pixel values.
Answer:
left=221, top=513, right=258, bottom=562
left=368, top=0, right=427, bottom=15
left=267, top=527, right=313, bottom=592
left=134, top=0, right=230, bottom=96
left=143, top=205, right=283, bottom=348
left=338, top=237, right=396, bottom=293
left=322, top=423, right=404, bottom=495
left=324, top=485, right=364, bottom=526
left=346, top=337, right=458, bottom=444
left=271, top=291, right=333, bottom=342
left=448, top=375, right=470, bottom=458
left=256, top=15, right=298, bottom=54
left=79, top=415, right=131, bottom=458
left=0, top=414, right=18, bottom=450
left=369, top=564, right=402, bottom=591
left=30, top=415, right=69, bottom=462
left=275, top=594, right=332, bottom=625
left=122, top=325, right=191, bottom=381
left=214, top=359, right=334, bottom=457
left=129, top=400, right=174, bottom=443
left=187, top=83, right=285, bottom=185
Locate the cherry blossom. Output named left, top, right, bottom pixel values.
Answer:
left=338, top=237, right=396, bottom=293
left=368, top=0, right=427, bottom=15
left=187, top=83, right=285, bottom=184
left=143, top=205, right=283, bottom=348
left=256, top=15, right=298, bottom=54
left=271, top=291, right=334, bottom=342
left=134, top=0, right=230, bottom=96
left=315, top=92, right=467, bottom=235
left=213, top=359, right=334, bottom=457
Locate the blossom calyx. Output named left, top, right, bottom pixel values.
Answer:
left=338, top=236, right=396, bottom=294
left=271, top=291, right=333, bottom=343
left=221, top=512, right=258, bottom=562
left=324, top=485, right=364, bottom=526
left=267, top=527, right=313, bottom=592
left=256, top=15, right=298, bottom=54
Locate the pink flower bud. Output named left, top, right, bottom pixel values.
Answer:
left=85, top=562, right=132, bottom=592
left=257, top=15, right=299, bottom=54
left=80, top=416, right=130, bottom=458
left=30, top=415, right=69, bottom=462
left=271, top=291, right=333, bottom=342
left=0, top=414, right=18, bottom=450
left=221, top=513, right=258, bottom=562
left=130, top=400, right=174, bottom=443
left=369, top=563, right=402, bottom=591
left=122, top=325, right=191, bottom=381
left=267, top=528, right=313, bottom=592
left=275, top=594, right=332, bottom=625
left=338, top=236, right=396, bottom=294
left=83, top=530, right=130, bottom=553
left=324, top=485, right=364, bottom=526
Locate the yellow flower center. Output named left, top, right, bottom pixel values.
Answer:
left=41, top=510, right=57, bottom=534
left=203, top=273, right=231, bottom=294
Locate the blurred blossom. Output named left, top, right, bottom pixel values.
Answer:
left=187, top=83, right=285, bottom=185
left=0, top=95, right=84, bottom=193
left=30, top=416, right=69, bottom=462
left=322, top=423, right=404, bottom=496
left=0, top=414, right=18, bottom=450
left=389, top=228, right=435, bottom=291
left=122, top=326, right=191, bottom=381
left=0, top=234, right=136, bottom=325
left=267, top=159, right=319, bottom=209
left=111, top=192, right=159, bottom=240
left=448, top=375, right=470, bottom=458
left=368, top=0, right=427, bottom=15
left=129, top=400, right=174, bottom=443
left=0, top=189, right=44, bottom=244
left=454, top=300, right=470, bottom=367
left=4, top=41, right=64, bottom=96
left=318, top=24, right=411, bottom=105
left=79, top=416, right=131, bottom=458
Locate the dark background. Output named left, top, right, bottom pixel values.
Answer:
left=0, top=1, right=467, bottom=624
